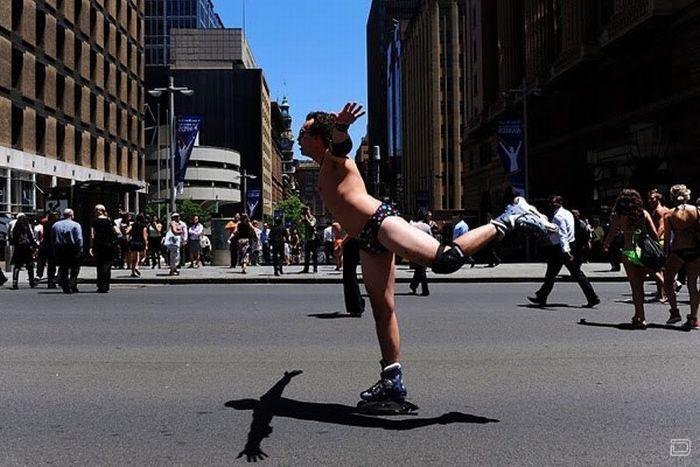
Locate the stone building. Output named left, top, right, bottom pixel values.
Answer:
left=400, top=0, right=466, bottom=216
left=1, top=0, right=146, bottom=213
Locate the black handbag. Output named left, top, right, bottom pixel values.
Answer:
left=636, top=222, right=666, bottom=271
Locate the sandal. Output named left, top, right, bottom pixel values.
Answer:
left=631, top=316, right=647, bottom=330
left=666, top=308, right=682, bottom=325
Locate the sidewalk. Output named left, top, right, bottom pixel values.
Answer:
left=66, top=262, right=628, bottom=285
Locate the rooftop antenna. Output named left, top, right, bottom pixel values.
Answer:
left=242, top=0, right=246, bottom=32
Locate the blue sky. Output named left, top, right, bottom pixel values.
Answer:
left=213, top=0, right=372, bottom=159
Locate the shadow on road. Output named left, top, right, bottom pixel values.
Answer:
left=307, top=312, right=362, bottom=319
left=517, top=303, right=589, bottom=310
left=577, top=319, right=691, bottom=332
left=226, top=370, right=498, bottom=462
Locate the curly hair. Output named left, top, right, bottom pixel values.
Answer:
left=304, top=111, right=336, bottom=148
left=613, top=189, right=644, bottom=224
left=670, top=184, right=691, bottom=204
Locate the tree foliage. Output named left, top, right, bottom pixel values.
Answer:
left=273, top=196, right=306, bottom=226
left=144, top=199, right=215, bottom=224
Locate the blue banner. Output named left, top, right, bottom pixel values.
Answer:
left=175, top=115, right=202, bottom=194
left=497, top=114, right=525, bottom=196
left=246, top=189, right=261, bottom=218
left=415, top=190, right=429, bottom=214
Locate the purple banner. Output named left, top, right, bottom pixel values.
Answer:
left=497, top=114, right=525, bottom=196
left=175, top=115, right=202, bottom=194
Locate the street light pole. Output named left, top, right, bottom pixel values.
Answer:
left=522, top=77, right=530, bottom=200
left=236, top=169, right=257, bottom=217
left=148, top=76, right=194, bottom=217
left=169, top=76, right=177, bottom=214
left=372, top=145, right=381, bottom=198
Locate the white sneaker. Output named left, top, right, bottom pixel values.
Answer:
left=491, top=197, right=559, bottom=238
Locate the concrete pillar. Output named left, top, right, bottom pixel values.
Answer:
left=32, top=173, right=36, bottom=211
left=6, top=169, right=11, bottom=212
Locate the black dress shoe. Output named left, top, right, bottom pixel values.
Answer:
left=527, top=295, right=546, bottom=306
left=420, top=291, right=430, bottom=297
left=583, top=297, right=601, bottom=308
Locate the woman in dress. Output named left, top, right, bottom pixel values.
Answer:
left=127, top=213, right=147, bottom=277
left=235, top=214, right=257, bottom=274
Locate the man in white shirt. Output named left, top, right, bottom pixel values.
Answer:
left=528, top=195, right=599, bottom=307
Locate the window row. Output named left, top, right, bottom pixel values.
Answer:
left=9, top=104, right=142, bottom=180
left=9, top=48, right=143, bottom=117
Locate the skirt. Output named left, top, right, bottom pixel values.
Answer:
left=237, top=239, right=251, bottom=264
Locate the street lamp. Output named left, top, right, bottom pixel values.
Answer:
left=147, top=76, right=194, bottom=216
left=504, top=78, right=541, bottom=199
left=372, top=145, right=381, bottom=198
left=233, top=169, right=258, bottom=217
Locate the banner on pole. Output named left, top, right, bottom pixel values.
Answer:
left=175, top=115, right=202, bottom=194
left=415, top=190, right=430, bottom=214
left=246, top=189, right=261, bottom=218
left=497, top=114, right=525, bottom=196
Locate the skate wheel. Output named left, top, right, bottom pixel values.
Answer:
left=356, top=399, right=419, bottom=416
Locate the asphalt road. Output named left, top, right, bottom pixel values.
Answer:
left=0, top=282, right=698, bottom=466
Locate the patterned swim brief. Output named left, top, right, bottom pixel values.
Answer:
left=357, top=203, right=400, bottom=254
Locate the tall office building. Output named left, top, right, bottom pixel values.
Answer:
left=366, top=0, right=420, bottom=199
left=147, top=29, right=277, bottom=218
left=144, top=0, right=223, bottom=67
left=1, top=0, right=146, bottom=214
left=461, top=0, right=700, bottom=217
left=401, top=0, right=466, bottom=215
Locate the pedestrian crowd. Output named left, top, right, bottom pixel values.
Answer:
left=0, top=206, right=213, bottom=292
left=2, top=184, right=698, bottom=333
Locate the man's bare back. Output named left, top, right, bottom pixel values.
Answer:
left=318, top=155, right=381, bottom=237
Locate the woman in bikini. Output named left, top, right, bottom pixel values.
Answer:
left=663, top=184, right=700, bottom=329
left=604, top=189, right=663, bottom=329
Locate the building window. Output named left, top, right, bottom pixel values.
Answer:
left=36, top=115, right=46, bottom=155
left=0, top=169, right=7, bottom=206
left=11, top=171, right=35, bottom=212
left=11, top=105, right=23, bottom=149
left=11, top=48, right=23, bottom=89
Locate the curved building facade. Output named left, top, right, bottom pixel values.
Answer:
left=146, top=145, right=241, bottom=210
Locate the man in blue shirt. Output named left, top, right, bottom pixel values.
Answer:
left=52, top=208, right=84, bottom=294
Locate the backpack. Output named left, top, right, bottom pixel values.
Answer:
left=574, top=218, right=591, bottom=251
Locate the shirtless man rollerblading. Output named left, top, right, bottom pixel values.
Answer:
left=298, top=102, right=555, bottom=414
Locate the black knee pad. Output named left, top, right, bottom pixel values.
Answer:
left=431, top=244, right=466, bottom=274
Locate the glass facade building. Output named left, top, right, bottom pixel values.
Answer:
left=145, top=0, right=224, bottom=66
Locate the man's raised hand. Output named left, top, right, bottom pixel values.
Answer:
left=333, top=102, right=366, bottom=126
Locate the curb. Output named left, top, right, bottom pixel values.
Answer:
left=80, top=276, right=629, bottom=285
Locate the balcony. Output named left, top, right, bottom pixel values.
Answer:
left=551, top=43, right=599, bottom=79
left=601, top=0, right=675, bottom=45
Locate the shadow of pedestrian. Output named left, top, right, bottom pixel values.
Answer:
left=517, top=303, right=588, bottom=310
left=226, top=370, right=499, bottom=462
left=577, top=318, right=691, bottom=332
left=307, top=312, right=362, bottom=319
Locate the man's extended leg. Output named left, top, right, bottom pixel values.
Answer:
left=360, top=250, right=399, bottom=366
left=379, top=216, right=497, bottom=267
left=378, top=198, right=553, bottom=274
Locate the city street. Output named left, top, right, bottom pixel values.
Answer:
left=1, top=282, right=698, bottom=465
